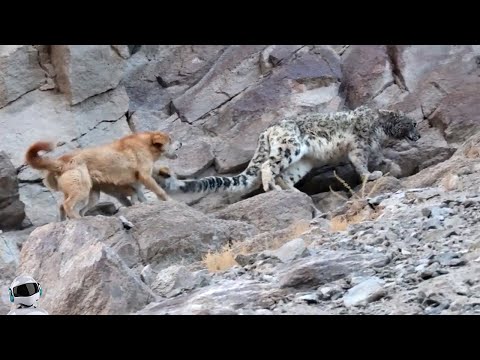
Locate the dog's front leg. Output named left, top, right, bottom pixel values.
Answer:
left=138, top=173, right=171, bottom=201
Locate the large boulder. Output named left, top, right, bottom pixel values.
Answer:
left=403, top=132, right=480, bottom=189
left=51, top=45, right=126, bottom=105
left=123, top=45, right=227, bottom=114
left=172, top=45, right=268, bottom=124
left=118, top=200, right=257, bottom=270
left=214, top=190, right=317, bottom=233
left=0, top=45, right=45, bottom=109
left=340, top=45, right=394, bottom=109
left=203, top=47, right=342, bottom=173
left=136, top=279, right=281, bottom=315
left=0, top=152, right=26, bottom=230
left=18, top=217, right=155, bottom=315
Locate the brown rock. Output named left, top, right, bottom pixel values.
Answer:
left=18, top=217, right=155, bottom=314
left=341, top=45, right=394, bottom=109
left=119, top=200, right=257, bottom=269
left=204, top=49, right=342, bottom=173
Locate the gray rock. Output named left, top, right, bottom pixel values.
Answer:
left=118, top=200, right=256, bottom=269
left=434, top=253, right=467, bottom=267
left=51, top=45, right=126, bottom=105
left=19, top=218, right=156, bottom=314
left=150, top=265, right=199, bottom=298
left=0, top=228, right=32, bottom=282
left=0, top=86, right=129, bottom=170
left=263, top=238, right=309, bottom=263
left=294, top=292, right=319, bottom=304
left=234, top=253, right=257, bottom=267
left=0, top=45, right=45, bottom=108
left=278, top=251, right=388, bottom=290
left=136, top=279, right=279, bottom=315
left=214, top=190, right=316, bottom=233
left=317, top=283, right=346, bottom=301
left=140, top=264, right=155, bottom=286
left=343, top=277, right=386, bottom=307
left=172, top=45, right=267, bottom=124
left=0, top=152, right=26, bottom=230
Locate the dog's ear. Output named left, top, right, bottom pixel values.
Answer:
left=151, top=132, right=169, bottom=148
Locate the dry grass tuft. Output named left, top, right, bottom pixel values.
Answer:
left=202, top=220, right=313, bottom=272
left=202, top=244, right=238, bottom=272
left=329, top=170, right=388, bottom=232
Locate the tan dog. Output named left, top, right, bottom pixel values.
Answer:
left=43, top=165, right=174, bottom=220
left=25, top=131, right=182, bottom=219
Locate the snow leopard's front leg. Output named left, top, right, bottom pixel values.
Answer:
left=348, top=144, right=383, bottom=181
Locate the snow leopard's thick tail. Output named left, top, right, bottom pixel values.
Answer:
left=168, top=130, right=271, bottom=194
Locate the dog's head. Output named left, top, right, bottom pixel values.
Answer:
left=149, top=131, right=183, bottom=160
left=378, top=109, right=421, bottom=142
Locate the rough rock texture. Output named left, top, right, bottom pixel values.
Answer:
left=51, top=45, right=126, bottom=105
left=0, top=152, right=26, bottom=230
left=118, top=201, right=257, bottom=269
left=0, top=45, right=45, bottom=108
left=2, top=45, right=480, bottom=315
left=18, top=217, right=155, bottom=315
left=214, top=190, right=316, bottom=233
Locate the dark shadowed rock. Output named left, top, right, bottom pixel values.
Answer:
left=0, top=152, right=26, bottom=230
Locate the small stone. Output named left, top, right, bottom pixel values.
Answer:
left=262, top=238, right=309, bottom=263
left=424, top=218, right=442, bottom=230
left=295, top=292, right=319, bottom=304
left=235, top=253, right=257, bottom=267
left=118, top=215, right=134, bottom=229
left=140, top=264, right=155, bottom=286
left=343, top=277, right=386, bottom=307
left=421, top=208, right=432, bottom=217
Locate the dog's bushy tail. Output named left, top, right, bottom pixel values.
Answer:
left=25, top=142, right=63, bottom=172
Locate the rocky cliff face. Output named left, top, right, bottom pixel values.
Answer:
left=1, top=45, right=479, bottom=315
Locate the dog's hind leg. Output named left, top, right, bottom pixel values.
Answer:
left=59, top=204, right=67, bottom=221
left=115, top=194, right=133, bottom=207
left=63, top=194, right=86, bottom=219
left=60, top=165, right=92, bottom=219
left=80, top=189, right=100, bottom=216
